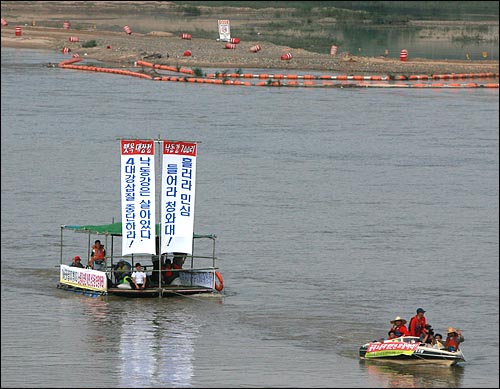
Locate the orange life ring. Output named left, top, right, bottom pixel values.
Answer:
left=215, top=271, right=224, bottom=291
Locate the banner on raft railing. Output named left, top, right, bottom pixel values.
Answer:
left=217, top=19, right=231, bottom=42
left=121, top=140, right=156, bottom=255
left=365, top=341, right=420, bottom=358
left=60, top=265, right=107, bottom=292
left=160, top=141, right=197, bottom=255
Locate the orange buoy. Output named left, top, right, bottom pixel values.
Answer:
left=215, top=271, right=224, bottom=291
left=181, top=33, right=192, bottom=40
left=225, top=43, right=236, bottom=49
left=400, top=49, right=408, bottom=62
left=229, top=37, right=240, bottom=44
left=249, top=44, right=261, bottom=53
left=123, top=25, right=132, bottom=35
left=63, top=21, right=70, bottom=29
left=183, top=50, right=192, bottom=56
left=15, top=26, right=22, bottom=36
left=281, top=53, right=293, bottom=61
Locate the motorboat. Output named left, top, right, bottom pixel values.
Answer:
left=359, top=336, right=465, bottom=366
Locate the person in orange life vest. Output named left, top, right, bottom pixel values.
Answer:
left=445, top=327, right=464, bottom=352
left=408, top=308, right=427, bottom=337
left=162, top=253, right=173, bottom=283
left=89, top=239, right=106, bottom=270
left=389, top=316, right=409, bottom=337
left=162, top=252, right=187, bottom=285
left=70, top=255, right=84, bottom=268
left=172, top=252, right=186, bottom=279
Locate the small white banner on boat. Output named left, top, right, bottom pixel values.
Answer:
left=60, top=265, right=108, bottom=292
left=120, top=140, right=156, bottom=255
left=160, top=141, right=197, bottom=255
left=217, top=19, right=231, bottom=42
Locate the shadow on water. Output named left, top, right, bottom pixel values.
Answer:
left=359, top=361, right=465, bottom=388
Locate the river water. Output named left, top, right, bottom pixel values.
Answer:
left=1, top=48, right=498, bottom=388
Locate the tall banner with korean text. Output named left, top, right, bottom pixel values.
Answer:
left=120, top=140, right=156, bottom=255
left=161, top=141, right=197, bottom=255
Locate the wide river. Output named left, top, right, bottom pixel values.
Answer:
left=1, top=48, right=498, bottom=388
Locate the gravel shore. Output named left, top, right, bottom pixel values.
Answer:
left=2, top=24, right=499, bottom=76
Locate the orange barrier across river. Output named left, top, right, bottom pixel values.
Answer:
left=58, top=58, right=499, bottom=89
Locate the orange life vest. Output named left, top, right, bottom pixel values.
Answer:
left=92, top=246, right=105, bottom=259
left=392, top=324, right=408, bottom=337
left=409, top=315, right=426, bottom=337
left=162, top=263, right=172, bottom=278
left=445, top=336, right=460, bottom=351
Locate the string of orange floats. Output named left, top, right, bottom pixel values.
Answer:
left=58, top=58, right=499, bottom=88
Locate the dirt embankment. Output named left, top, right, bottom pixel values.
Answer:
left=1, top=1, right=499, bottom=76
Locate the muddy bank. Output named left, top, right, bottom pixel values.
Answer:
left=3, top=25, right=499, bottom=76
left=2, top=6, right=499, bottom=77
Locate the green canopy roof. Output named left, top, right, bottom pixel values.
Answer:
left=62, top=222, right=215, bottom=239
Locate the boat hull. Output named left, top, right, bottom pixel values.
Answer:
left=360, top=351, right=464, bottom=367
left=107, top=285, right=216, bottom=298
left=57, top=282, right=218, bottom=298
left=359, top=337, right=465, bottom=367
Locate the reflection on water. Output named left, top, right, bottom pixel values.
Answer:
left=116, top=302, right=199, bottom=388
left=65, top=296, right=201, bottom=387
left=361, top=361, right=465, bottom=388
left=325, top=24, right=499, bottom=60
left=80, top=297, right=111, bottom=351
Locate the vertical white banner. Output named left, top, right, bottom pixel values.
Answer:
left=121, top=140, right=156, bottom=255
left=161, top=141, right=197, bottom=255
left=217, top=19, right=231, bottom=42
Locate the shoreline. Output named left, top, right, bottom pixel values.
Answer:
left=2, top=25, right=499, bottom=76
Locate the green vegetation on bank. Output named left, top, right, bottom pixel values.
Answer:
left=172, top=1, right=499, bottom=21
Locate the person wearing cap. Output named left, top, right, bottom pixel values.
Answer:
left=389, top=316, right=409, bottom=337
left=113, top=259, right=131, bottom=284
left=131, top=263, right=147, bottom=289
left=445, top=327, right=464, bottom=352
left=408, top=308, right=428, bottom=338
left=70, top=255, right=84, bottom=268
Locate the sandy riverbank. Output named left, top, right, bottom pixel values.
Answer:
left=2, top=23, right=499, bottom=76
